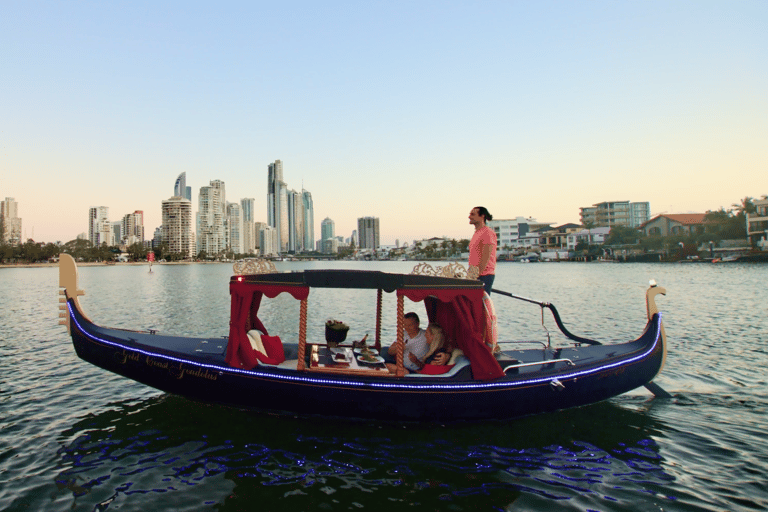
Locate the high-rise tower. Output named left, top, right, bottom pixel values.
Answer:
left=302, top=190, right=314, bottom=252
left=358, top=217, right=380, bottom=250
left=197, top=180, right=226, bottom=256
left=174, top=172, right=192, bottom=202
left=88, top=206, right=112, bottom=247
left=241, top=198, right=256, bottom=254
left=1, top=198, right=22, bottom=245
left=162, top=197, right=193, bottom=258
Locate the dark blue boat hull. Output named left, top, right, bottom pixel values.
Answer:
left=65, top=300, right=665, bottom=422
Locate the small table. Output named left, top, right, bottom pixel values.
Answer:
left=306, top=344, right=392, bottom=376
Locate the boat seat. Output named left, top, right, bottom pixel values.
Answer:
left=244, top=330, right=286, bottom=366
left=275, top=359, right=299, bottom=370
left=405, top=355, right=470, bottom=378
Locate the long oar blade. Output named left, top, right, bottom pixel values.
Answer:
left=644, top=381, right=672, bottom=398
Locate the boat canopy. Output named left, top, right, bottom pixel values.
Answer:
left=226, top=270, right=504, bottom=380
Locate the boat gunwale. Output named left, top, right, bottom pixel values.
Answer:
left=65, top=298, right=664, bottom=392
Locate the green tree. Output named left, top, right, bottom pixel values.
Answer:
left=62, top=238, right=93, bottom=261
left=154, top=243, right=170, bottom=261
left=128, top=242, right=147, bottom=261
left=604, top=226, right=641, bottom=246
left=732, top=196, right=756, bottom=216
left=704, top=208, right=746, bottom=239
left=0, top=243, right=13, bottom=263
left=21, top=240, right=42, bottom=262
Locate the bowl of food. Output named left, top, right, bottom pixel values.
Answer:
left=325, top=319, right=349, bottom=347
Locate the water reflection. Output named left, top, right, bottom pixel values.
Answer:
left=55, top=395, right=674, bottom=511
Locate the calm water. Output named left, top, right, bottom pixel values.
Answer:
left=1, top=260, right=766, bottom=511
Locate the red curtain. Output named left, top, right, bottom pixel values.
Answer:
left=226, top=283, right=309, bottom=369
left=400, top=289, right=504, bottom=381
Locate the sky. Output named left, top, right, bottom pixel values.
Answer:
left=2, top=1, right=767, bottom=245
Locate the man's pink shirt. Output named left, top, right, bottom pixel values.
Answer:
left=468, top=226, right=497, bottom=275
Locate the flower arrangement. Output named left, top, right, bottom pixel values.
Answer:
left=325, top=319, right=349, bottom=347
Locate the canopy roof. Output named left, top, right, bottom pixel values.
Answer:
left=227, top=270, right=504, bottom=380
left=231, top=269, right=486, bottom=293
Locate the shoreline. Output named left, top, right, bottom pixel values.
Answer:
left=0, top=261, right=222, bottom=269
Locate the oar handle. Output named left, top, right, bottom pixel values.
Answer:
left=491, top=288, right=602, bottom=346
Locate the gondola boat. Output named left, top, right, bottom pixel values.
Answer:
left=57, top=254, right=668, bottom=422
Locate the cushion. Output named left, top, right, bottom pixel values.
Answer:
left=419, top=363, right=455, bottom=375
left=243, top=330, right=285, bottom=366
left=247, top=330, right=266, bottom=354
left=259, top=335, right=286, bottom=364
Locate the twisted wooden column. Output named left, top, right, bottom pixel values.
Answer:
left=297, top=297, right=308, bottom=370
left=375, top=288, right=383, bottom=351
left=396, top=294, right=405, bottom=377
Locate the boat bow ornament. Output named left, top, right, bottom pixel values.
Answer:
left=232, top=258, right=278, bottom=275
left=410, top=261, right=475, bottom=279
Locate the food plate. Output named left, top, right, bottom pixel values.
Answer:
left=353, top=348, right=378, bottom=356
left=357, top=354, right=385, bottom=364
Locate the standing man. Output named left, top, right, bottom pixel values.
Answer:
left=468, top=206, right=497, bottom=294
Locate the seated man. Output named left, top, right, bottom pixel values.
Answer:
left=384, top=312, right=429, bottom=373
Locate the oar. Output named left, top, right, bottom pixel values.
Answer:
left=491, top=288, right=602, bottom=346
left=492, top=287, right=672, bottom=398
left=644, top=381, right=672, bottom=398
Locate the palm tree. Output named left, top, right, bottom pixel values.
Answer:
left=732, top=197, right=756, bottom=216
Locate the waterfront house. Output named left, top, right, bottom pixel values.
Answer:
left=537, top=223, right=581, bottom=251
left=746, top=197, right=768, bottom=249
left=488, top=217, right=554, bottom=255
left=641, top=214, right=708, bottom=237
left=566, top=227, right=610, bottom=251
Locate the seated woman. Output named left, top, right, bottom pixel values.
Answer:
left=406, top=323, right=463, bottom=375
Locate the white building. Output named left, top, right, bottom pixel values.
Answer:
left=288, top=190, right=304, bottom=253
left=566, top=227, right=611, bottom=250
left=258, top=225, right=279, bottom=257
left=320, top=238, right=339, bottom=254
left=162, top=196, right=193, bottom=258
left=488, top=217, right=552, bottom=251
left=254, top=221, right=266, bottom=254
left=121, top=211, right=144, bottom=246
left=580, top=201, right=650, bottom=228
left=88, top=206, right=112, bottom=247
left=747, top=197, right=768, bottom=249
left=241, top=198, right=256, bottom=254
left=1, top=197, right=22, bottom=245
left=267, top=160, right=314, bottom=254
left=321, top=217, right=335, bottom=241
left=197, top=180, right=226, bottom=256
left=226, top=202, right=243, bottom=254
left=358, top=216, right=380, bottom=250
left=302, top=190, right=314, bottom=252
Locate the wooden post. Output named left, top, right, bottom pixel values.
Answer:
left=297, top=297, right=308, bottom=370
left=396, top=294, right=405, bottom=377
left=375, top=288, right=382, bottom=351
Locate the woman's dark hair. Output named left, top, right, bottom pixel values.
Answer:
left=474, top=206, right=493, bottom=222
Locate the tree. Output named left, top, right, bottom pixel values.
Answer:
left=128, top=242, right=146, bottom=261
left=704, top=208, right=746, bottom=240
left=21, top=240, right=41, bottom=262
left=62, top=238, right=93, bottom=261
left=154, top=243, right=170, bottom=261
left=604, top=226, right=641, bottom=246
left=732, top=196, right=756, bottom=216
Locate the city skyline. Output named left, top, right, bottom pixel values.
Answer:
left=3, top=2, right=766, bottom=244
